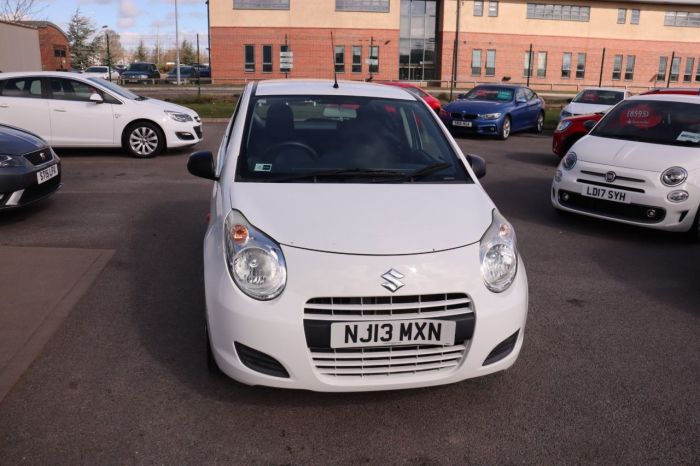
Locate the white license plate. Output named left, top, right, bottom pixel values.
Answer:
left=581, top=185, right=630, bottom=204
left=452, top=120, right=472, bottom=127
left=36, top=164, right=59, bottom=184
left=330, top=319, right=456, bottom=349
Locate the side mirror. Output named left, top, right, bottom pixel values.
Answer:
left=187, top=150, right=217, bottom=180
left=516, top=97, right=527, bottom=104
left=467, top=154, right=487, bottom=179
left=457, top=93, right=465, bottom=99
left=89, top=93, right=104, bottom=104
left=583, top=120, right=597, bottom=131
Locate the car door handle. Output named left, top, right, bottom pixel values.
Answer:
left=53, top=108, right=67, bottom=112
left=0, top=103, right=8, bottom=108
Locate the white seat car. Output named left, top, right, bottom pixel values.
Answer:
left=0, top=72, right=202, bottom=158
left=187, top=80, right=528, bottom=392
left=82, top=66, right=120, bottom=81
left=552, top=94, right=700, bottom=239
left=559, top=87, right=629, bottom=120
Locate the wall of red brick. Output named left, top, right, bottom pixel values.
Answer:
left=211, top=27, right=399, bottom=83
left=37, top=26, right=70, bottom=71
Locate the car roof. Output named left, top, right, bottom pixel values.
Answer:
left=627, top=94, right=700, bottom=104
left=578, top=87, right=627, bottom=92
left=473, top=84, right=522, bottom=89
left=0, top=71, right=94, bottom=79
left=640, top=87, right=700, bottom=96
left=255, top=79, right=415, bottom=100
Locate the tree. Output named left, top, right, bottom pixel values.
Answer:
left=97, top=29, right=125, bottom=65
left=66, top=8, right=100, bottom=69
left=135, top=40, right=148, bottom=62
left=0, top=0, right=45, bottom=22
left=179, top=39, right=196, bottom=65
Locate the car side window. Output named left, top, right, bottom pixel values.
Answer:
left=50, top=78, right=117, bottom=104
left=525, top=89, right=535, bottom=101
left=0, top=77, right=43, bottom=98
left=516, top=89, right=526, bottom=102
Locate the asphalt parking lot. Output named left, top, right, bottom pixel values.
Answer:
left=0, top=124, right=698, bottom=465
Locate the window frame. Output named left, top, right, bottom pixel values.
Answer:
left=233, top=0, right=289, bottom=10
left=624, top=55, right=635, bottom=81
left=488, top=1, right=499, bottom=17
left=612, top=54, right=623, bottom=80
left=683, top=57, right=695, bottom=83
left=630, top=9, right=640, bottom=24
left=575, top=53, right=586, bottom=79
left=351, top=45, right=362, bottom=73
left=536, top=51, right=547, bottom=78
left=617, top=8, right=627, bottom=24
left=335, top=0, right=390, bottom=13
left=523, top=50, right=534, bottom=78
left=561, top=52, right=572, bottom=79
left=657, top=56, right=668, bottom=81
left=474, top=0, right=484, bottom=17
left=471, top=49, right=482, bottom=76
left=669, top=56, right=681, bottom=82
left=244, top=44, right=255, bottom=73
left=485, top=49, right=496, bottom=77
left=335, top=45, right=345, bottom=73
left=262, top=44, right=273, bottom=73
left=369, top=45, right=379, bottom=73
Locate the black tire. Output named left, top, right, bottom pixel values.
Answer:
left=533, top=111, right=545, bottom=133
left=123, top=121, right=164, bottom=158
left=499, top=116, right=511, bottom=140
left=205, top=321, right=223, bottom=375
left=687, top=207, right=700, bottom=243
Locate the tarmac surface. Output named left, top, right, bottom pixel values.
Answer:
left=0, top=124, right=698, bottom=464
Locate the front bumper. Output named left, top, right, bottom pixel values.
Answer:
left=551, top=160, right=698, bottom=232
left=445, top=118, right=503, bottom=137
left=163, top=119, right=203, bottom=149
left=203, top=235, right=528, bottom=392
left=0, top=159, right=61, bottom=210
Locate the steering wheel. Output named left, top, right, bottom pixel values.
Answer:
left=263, top=141, right=319, bottom=160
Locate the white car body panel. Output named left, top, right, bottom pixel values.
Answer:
left=0, top=95, right=51, bottom=142
left=560, top=87, right=629, bottom=118
left=48, top=98, right=115, bottom=146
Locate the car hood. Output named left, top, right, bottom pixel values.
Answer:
left=135, top=97, right=198, bottom=117
left=445, top=100, right=510, bottom=114
left=576, top=135, right=700, bottom=172
left=564, top=102, right=613, bottom=116
left=229, top=183, right=494, bottom=255
left=0, top=125, right=46, bottom=155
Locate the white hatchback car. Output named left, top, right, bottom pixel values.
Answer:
left=188, top=80, right=528, bottom=392
left=559, top=87, right=629, bottom=120
left=552, top=94, right=700, bottom=239
left=0, top=72, right=202, bottom=158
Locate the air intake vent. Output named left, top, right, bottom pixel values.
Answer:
left=235, top=342, right=289, bottom=378
left=483, top=330, right=519, bottom=366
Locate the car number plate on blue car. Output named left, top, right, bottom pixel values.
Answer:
left=581, top=185, right=630, bottom=204
left=452, top=121, right=472, bottom=127
left=36, top=164, right=59, bottom=184
left=330, top=319, right=456, bottom=348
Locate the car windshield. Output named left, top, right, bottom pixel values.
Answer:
left=85, top=67, right=107, bottom=73
left=169, top=67, right=192, bottom=75
left=591, top=99, right=700, bottom=147
left=235, top=95, right=470, bottom=183
left=87, top=77, right=140, bottom=100
left=127, top=64, right=151, bottom=72
left=573, top=89, right=625, bottom=105
left=463, top=87, right=514, bottom=102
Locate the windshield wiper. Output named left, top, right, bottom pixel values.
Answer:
left=267, top=168, right=404, bottom=183
left=375, top=162, right=452, bottom=183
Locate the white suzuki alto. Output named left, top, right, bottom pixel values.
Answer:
left=188, top=80, right=528, bottom=392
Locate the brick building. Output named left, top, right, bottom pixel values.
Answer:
left=20, top=21, right=71, bottom=71
left=209, top=0, right=700, bottom=90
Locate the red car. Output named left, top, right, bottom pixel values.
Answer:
left=552, top=87, right=700, bottom=157
left=383, top=82, right=442, bottom=113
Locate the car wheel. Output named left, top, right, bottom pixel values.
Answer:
left=205, top=321, right=223, bottom=375
left=124, top=122, right=164, bottom=158
left=687, top=207, right=700, bottom=243
left=533, top=112, right=545, bottom=133
left=499, top=116, right=511, bottom=140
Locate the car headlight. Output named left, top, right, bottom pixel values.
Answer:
left=165, top=110, right=193, bottom=122
left=478, top=112, right=502, bottom=120
left=668, top=190, right=689, bottom=203
left=555, top=120, right=572, bottom=132
left=224, top=210, right=287, bottom=300
left=562, top=152, right=577, bottom=171
left=0, top=154, right=24, bottom=167
left=660, top=167, right=687, bottom=187
left=560, top=110, right=572, bottom=119
left=480, top=209, right=518, bottom=293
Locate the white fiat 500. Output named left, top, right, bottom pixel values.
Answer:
left=552, top=94, right=700, bottom=239
left=188, top=80, right=528, bottom=392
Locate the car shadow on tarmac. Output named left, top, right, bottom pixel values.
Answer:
left=0, top=197, right=55, bottom=227
left=503, top=151, right=559, bottom=168
left=53, top=147, right=192, bottom=159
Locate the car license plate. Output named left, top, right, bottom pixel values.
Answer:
left=581, top=185, right=630, bottom=204
left=36, top=164, right=59, bottom=184
left=452, top=120, right=472, bottom=127
left=330, top=319, right=456, bottom=349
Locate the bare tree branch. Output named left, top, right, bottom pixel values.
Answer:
left=0, top=0, right=46, bottom=22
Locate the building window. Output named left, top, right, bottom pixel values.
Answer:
left=335, top=46, right=345, bottom=73
left=683, top=57, right=695, bottom=82
left=234, top=0, right=289, bottom=9
left=669, top=56, right=681, bottom=82
left=53, top=48, right=66, bottom=58
left=657, top=56, right=668, bottom=81
left=664, top=11, right=700, bottom=27
left=244, top=44, right=255, bottom=72
left=352, top=46, right=362, bottom=73
left=526, top=3, right=590, bottom=22
left=280, top=44, right=291, bottom=73
left=523, top=51, right=534, bottom=77
left=624, top=55, right=635, bottom=80
left=631, top=9, right=640, bottom=24
left=369, top=45, right=379, bottom=73
left=471, top=49, right=482, bottom=76
left=336, top=0, right=389, bottom=12
left=611, top=54, right=622, bottom=80
left=576, top=53, right=586, bottom=79
left=617, top=8, right=626, bottom=24
left=474, top=1, right=483, bottom=16
left=536, top=51, right=547, bottom=78
left=561, top=52, right=572, bottom=78
left=488, top=1, right=499, bottom=17
left=262, top=45, right=272, bottom=72
left=485, top=49, right=496, bottom=76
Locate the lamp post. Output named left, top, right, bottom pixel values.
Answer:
left=175, top=0, right=181, bottom=85
left=103, top=26, right=112, bottom=82
left=206, top=0, right=212, bottom=74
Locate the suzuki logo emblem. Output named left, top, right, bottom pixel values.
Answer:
left=381, top=269, right=405, bottom=293
left=605, top=171, right=617, bottom=183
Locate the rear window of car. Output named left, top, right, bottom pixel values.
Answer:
left=235, top=95, right=470, bottom=184
left=573, top=90, right=625, bottom=106
left=591, top=99, right=700, bottom=147
left=127, top=64, right=151, bottom=72
left=85, top=67, right=107, bottom=73
left=0, top=77, right=42, bottom=98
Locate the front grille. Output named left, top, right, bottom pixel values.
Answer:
left=580, top=170, right=645, bottom=183
left=577, top=178, right=645, bottom=193
left=23, top=149, right=53, bottom=166
left=450, top=113, right=478, bottom=120
left=304, top=293, right=471, bottom=319
left=310, top=344, right=467, bottom=377
left=20, top=173, right=61, bottom=205
left=559, top=190, right=665, bottom=223
left=194, top=125, right=203, bottom=138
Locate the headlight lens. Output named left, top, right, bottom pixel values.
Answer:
left=478, top=112, right=502, bottom=120
left=562, top=152, right=577, bottom=171
left=0, top=154, right=24, bottom=167
left=560, top=110, right=572, bottom=119
left=660, top=167, right=688, bottom=186
left=165, top=110, right=193, bottom=122
left=480, top=209, right=518, bottom=293
left=555, top=120, right=572, bottom=132
left=668, top=190, right=689, bottom=203
left=224, top=210, right=286, bottom=300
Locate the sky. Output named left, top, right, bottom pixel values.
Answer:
left=36, top=0, right=209, bottom=50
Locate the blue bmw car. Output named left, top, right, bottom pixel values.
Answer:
left=441, top=84, right=546, bottom=140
